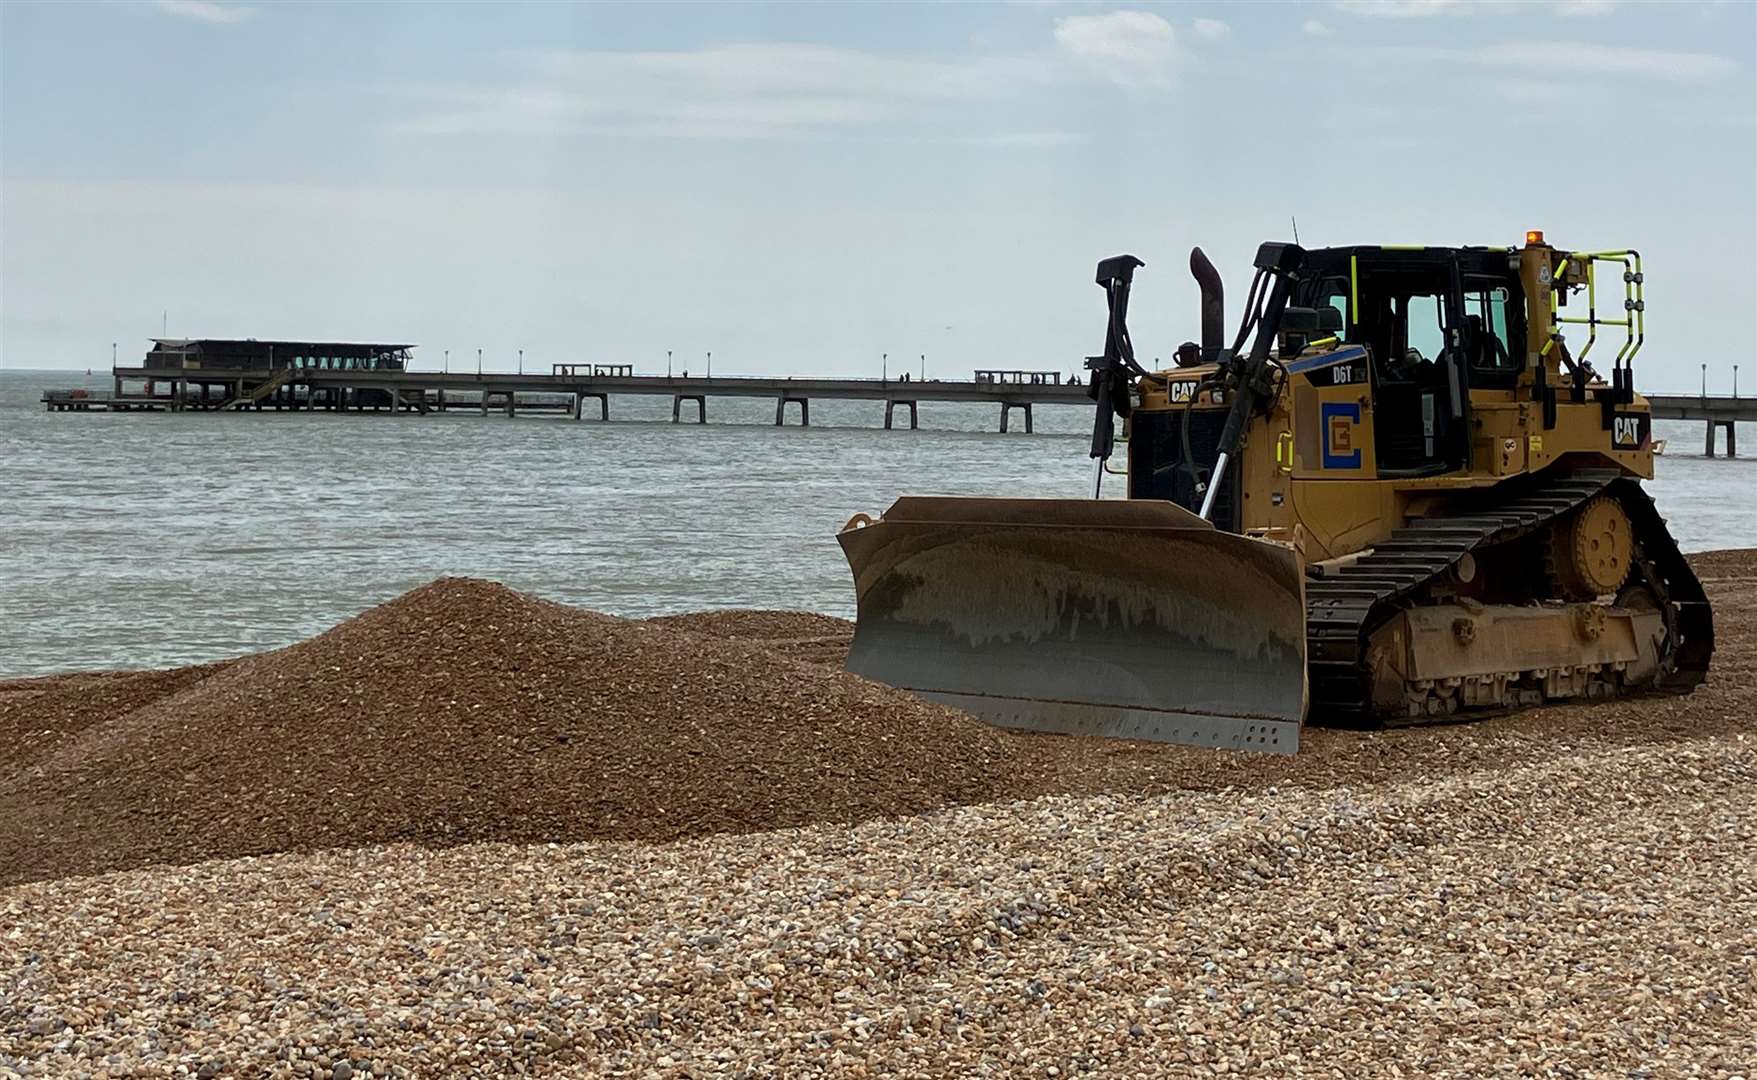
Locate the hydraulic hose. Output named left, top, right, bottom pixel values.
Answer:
left=1201, top=270, right=1294, bottom=521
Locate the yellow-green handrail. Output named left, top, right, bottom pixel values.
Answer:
left=1541, top=249, right=1644, bottom=372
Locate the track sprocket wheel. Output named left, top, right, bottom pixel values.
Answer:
left=1550, top=495, right=1633, bottom=600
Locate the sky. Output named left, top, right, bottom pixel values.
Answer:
left=2, top=0, right=1753, bottom=391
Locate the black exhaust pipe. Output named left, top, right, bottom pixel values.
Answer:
left=1189, top=246, right=1225, bottom=362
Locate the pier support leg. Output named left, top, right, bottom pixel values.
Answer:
left=672, top=394, right=706, bottom=423
left=599, top=395, right=609, bottom=421
left=506, top=393, right=516, bottom=418
left=999, top=402, right=1032, bottom=434
left=1725, top=421, right=1738, bottom=458
left=774, top=397, right=809, bottom=426
left=481, top=393, right=489, bottom=417
left=1706, top=420, right=1717, bottom=458
left=884, top=400, right=918, bottom=430
left=573, top=393, right=583, bottom=421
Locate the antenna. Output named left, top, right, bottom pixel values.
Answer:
left=1290, top=216, right=1301, bottom=246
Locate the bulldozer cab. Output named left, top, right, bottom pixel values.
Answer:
left=1294, top=246, right=1527, bottom=477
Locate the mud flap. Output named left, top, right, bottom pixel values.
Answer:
left=837, top=497, right=1307, bottom=753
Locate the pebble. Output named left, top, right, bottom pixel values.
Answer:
left=3, top=553, right=1754, bottom=1075
left=3, top=724, right=1753, bottom=1076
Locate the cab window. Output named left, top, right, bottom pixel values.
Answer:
left=1402, top=293, right=1446, bottom=366
left=1463, top=277, right=1522, bottom=387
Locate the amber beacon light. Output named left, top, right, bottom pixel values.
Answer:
left=1526, top=229, right=1545, bottom=245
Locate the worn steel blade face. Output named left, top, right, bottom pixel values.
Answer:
left=837, top=497, right=1306, bottom=753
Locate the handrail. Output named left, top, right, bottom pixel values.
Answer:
left=1541, top=249, right=1644, bottom=374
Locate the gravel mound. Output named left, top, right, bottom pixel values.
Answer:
left=6, top=551, right=1752, bottom=890
left=0, top=663, right=231, bottom=785
left=644, top=609, right=853, bottom=667
left=0, top=579, right=1016, bottom=886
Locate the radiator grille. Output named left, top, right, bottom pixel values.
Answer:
left=1125, top=408, right=1240, bottom=532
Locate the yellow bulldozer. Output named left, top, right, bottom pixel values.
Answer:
left=838, top=234, right=1713, bottom=753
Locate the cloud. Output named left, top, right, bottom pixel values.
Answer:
left=1342, top=39, right=1735, bottom=82
left=401, top=14, right=1196, bottom=143
left=399, top=43, right=1054, bottom=140
left=1303, top=19, right=1336, bottom=36
left=1474, top=40, right=1734, bottom=78
left=1336, top=0, right=1475, bottom=15
left=155, top=0, right=249, bottom=23
left=1053, top=10, right=1176, bottom=81
left=1340, top=0, right=1618, bottom=16
left=966, top=131, right=1084, bottom=147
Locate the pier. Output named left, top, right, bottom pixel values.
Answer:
left=40, top=338, right=1756, bottom=453
left=1645, top=394, right=1753, bottom=458
left=44, top=339, right=1090, bottom=433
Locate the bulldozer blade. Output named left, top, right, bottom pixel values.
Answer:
left=837, top=497, right=1306, bottom=753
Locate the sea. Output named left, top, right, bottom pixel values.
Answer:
left=3, top=368, right=1752, bottom=679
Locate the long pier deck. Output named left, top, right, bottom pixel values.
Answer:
left=41, top=367, right=1757, bottom=450
left=48, top=366, right=1092, bottom=432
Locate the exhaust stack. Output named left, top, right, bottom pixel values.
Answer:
left=1189, top=247, right=1225, bottom=362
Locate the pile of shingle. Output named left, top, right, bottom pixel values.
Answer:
left=5, top=551, right=1754, bottom=891
left=0, top=579, right=1015, bottom=886
left=643, top=609, right=853, bottom=667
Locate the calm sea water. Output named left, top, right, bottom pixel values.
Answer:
left=3, top=369, right=1752, bottom=678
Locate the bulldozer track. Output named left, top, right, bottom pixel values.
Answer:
left=1305, top=469, right=1713, bottom=726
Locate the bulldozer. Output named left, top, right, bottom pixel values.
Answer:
left=837, top=234, right=1713, bottom=753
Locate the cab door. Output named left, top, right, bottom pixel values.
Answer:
left=1354, top=255, right=1471, bottom=476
